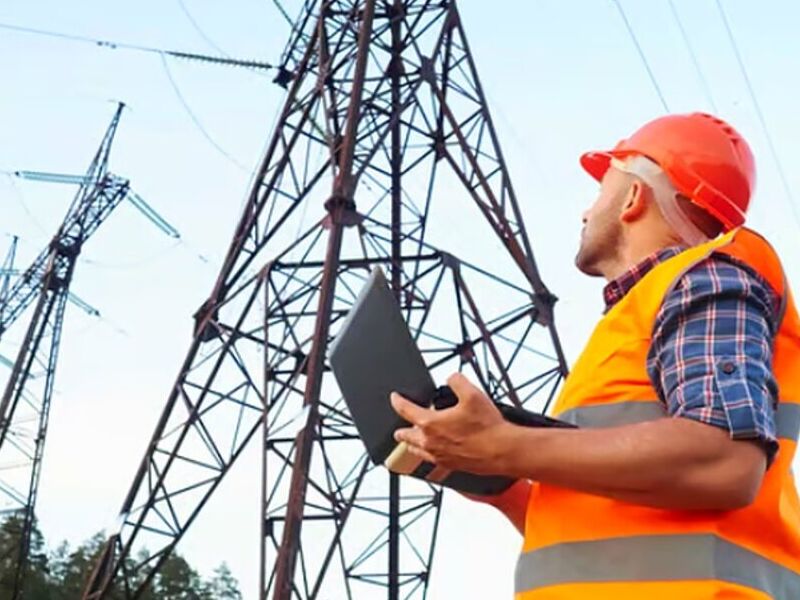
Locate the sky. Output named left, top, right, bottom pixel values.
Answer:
left=1, top=0, right=799, bottom=598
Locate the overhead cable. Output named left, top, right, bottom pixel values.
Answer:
left=177, top=0, right=230, bottom=58
left=159, top=54, right=250, bottom=172
left=2, top=173, right=48, bottom=236
left=2, top=22, right=253, bottom=198
left=667, top=0, right=718, bottom=112
left=272, top=0, right=295, bottom=27
left=715, top=0, right=800, bottom=228
left=0, top=21, right=274, bottom=71
left=610, top=0, right=669, bottom=111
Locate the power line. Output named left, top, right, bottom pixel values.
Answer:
left=159, top=54, right=250, bottom=172
left=715, top=0, right=800, bottom=228
left=610, top=0, right=669, bottom=111
left=272, top=0, right=295, bottom=27
left=667, top=0, right=718, bottom=113
left=177, top=0, right=231, bottom=58
left=0, top=21, right=274, bottom=71
left=2, top=173, right=48, bottom=236
left=2, top=21, right=255, bottom=187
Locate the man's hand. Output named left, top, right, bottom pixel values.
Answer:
left=390, top=373, right=514, bottom=475
left=392, top=374, right=766, bottom=513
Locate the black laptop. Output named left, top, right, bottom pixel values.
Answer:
left=327, top=266, right=574, bottom=495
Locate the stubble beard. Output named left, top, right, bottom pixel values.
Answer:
left=574, top=221, right=622, bottom=278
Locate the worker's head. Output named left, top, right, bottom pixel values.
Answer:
left=576, top=112, right=756, bottom=279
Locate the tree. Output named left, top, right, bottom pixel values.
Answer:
left=48, top=532, right=131, bottom=600
left=151, top=552, right=206, bottom=599
left=202, top=563, right=242, bottom=600
left=0, top=518, right=243, bottom=598
left=0, top=513, right=51, bottom=599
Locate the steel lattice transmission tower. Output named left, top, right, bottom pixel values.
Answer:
left=0, top=103, right=132, bottom=599
left=83, top=2, right=568, bottom=598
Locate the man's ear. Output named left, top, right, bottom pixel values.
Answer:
left=619, top=180, right=647, bottom=223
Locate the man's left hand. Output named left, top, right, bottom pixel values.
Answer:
left=390, top=372, right=512, bottom=475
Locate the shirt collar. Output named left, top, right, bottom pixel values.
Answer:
left=603, top=246, right=685, bottom=311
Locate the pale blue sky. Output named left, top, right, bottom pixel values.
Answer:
left=1, top=1, right=799, bottom=597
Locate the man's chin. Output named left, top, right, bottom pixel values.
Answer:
left=574, top=255, right=603, bottom=277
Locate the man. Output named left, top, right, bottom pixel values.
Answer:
left=390, top=113, right=800, bottom=599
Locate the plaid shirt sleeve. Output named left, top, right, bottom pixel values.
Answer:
left=646, top=253, right=781, bottom=461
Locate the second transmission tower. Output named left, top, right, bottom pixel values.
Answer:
left=0, top=103, right=175, bottom=598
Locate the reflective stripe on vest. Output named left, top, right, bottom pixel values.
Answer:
left=558, top=401, right=800, bottom=441
left=515, top=533, right=800, bottom=599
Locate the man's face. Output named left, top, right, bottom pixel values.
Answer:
left=575, top=167, right=630, bottom=277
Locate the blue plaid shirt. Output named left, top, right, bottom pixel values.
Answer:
left=603, top=247, right=780, bottom=461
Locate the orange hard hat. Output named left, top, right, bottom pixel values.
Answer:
left=580, top=113, right=756, bottom=231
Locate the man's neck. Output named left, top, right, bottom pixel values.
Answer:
left=604, top=232, right=683, bottom=281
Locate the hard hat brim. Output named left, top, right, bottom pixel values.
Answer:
left=580, top=151, right=613, bottom=182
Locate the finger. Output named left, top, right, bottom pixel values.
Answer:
left=394, top=428, right=437, bottom=463
left=390, top=392, right=431, bottom=426
left=446, top=372, right=484, bottom=406
left=393, top=425, right=425, bottom=447
left=405, top=443, right=437, bottom=464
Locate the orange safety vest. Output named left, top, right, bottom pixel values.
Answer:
left=516, top=228, right=800, bottom=600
